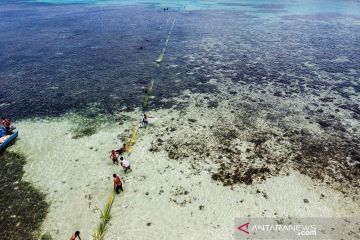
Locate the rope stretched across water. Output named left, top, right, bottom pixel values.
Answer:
left=156, top=18, right=176, bottom=65
left=92, top=16, right=177, bottom=240
left=144, top=18, right=176, bottom=110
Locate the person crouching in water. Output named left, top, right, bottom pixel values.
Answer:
left=70, top=231, right=81, bottom=240
left=110, top=150, right=119, bottom=165
left=120, top=157, right=131, bottom=173
left=113, top=174, right=123, bottom=194
left=115, top=143, right=127, bottom=155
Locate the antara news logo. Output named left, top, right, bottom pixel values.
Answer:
left=236, top=219, right=317, bottom=238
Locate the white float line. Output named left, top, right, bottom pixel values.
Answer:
left=162, top=18, right=176, bottom=55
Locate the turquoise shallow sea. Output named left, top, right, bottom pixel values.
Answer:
left=22, top=0, right=360, bottom=16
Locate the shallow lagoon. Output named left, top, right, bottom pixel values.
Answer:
left=0, top=0, right=360, bottom=239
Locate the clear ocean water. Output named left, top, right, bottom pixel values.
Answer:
left=1, top=1, right=360, bottom=239
left=1, top=0, right=359, bottom=119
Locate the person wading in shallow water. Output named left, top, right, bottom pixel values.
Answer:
left=142, top=113, right=154, bottom=128
left=113, top=174, right=123, bottom=194
left=70, top=231, right=81, bottom=240
left=110, top=150, right=119, bottom=165
left=120, top=157, right=131, bottom=173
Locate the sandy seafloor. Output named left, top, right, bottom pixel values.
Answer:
left=11, top=76, right=360, bottom=239
left=1, top=0, right=360, bottom=239
left=10, top=102, right=360, bottom=239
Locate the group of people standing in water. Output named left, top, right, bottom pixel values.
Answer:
left=111, top=146, right=132, bottom=172
left=110, top=113, right=154, bottom=194
left=70, top=113, right=153, bottom=239
left=110, top=143, right=131, bottom=194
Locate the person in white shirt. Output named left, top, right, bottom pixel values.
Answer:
left=120, top=157, right=132, bottom=173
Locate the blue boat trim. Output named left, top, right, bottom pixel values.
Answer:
left=0, top=131, right=18, bottom=151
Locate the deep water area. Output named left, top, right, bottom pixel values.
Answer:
left=1, top=2, right=358, bottom=120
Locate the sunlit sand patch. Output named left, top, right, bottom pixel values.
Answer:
left=11, top=110, right=142, bottom=239
left=106, top=142, right=359, bottom=240
left=9, top=91, right=360, bottom=239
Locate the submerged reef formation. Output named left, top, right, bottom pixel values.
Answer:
left=150, top=91, right=359, bottom=200
left=0, top=4, right=359, bottom=239
left=0, top=152, right=48, bottom=240
left=68, top=104, right=119, bottom=139
left=146, top=11, right=360, bottom=200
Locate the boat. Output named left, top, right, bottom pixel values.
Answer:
left=0, top=129, right=18, bottom=151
